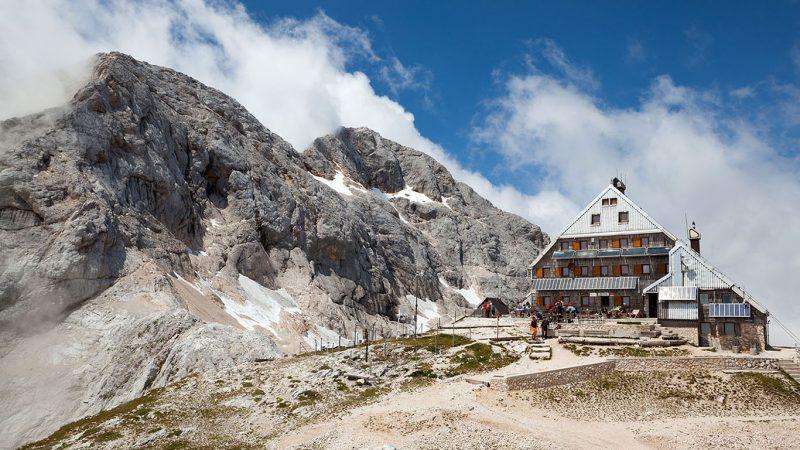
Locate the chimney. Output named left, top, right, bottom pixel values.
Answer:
left=611, top=177, right=626, bottom=194
left=688, top=222, right=701, bottom=253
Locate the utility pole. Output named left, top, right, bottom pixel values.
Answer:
left=414, top=296, right=419, bottom=338
left=365, top=327, right=369, bottom=362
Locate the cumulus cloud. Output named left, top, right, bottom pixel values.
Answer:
left=379, top=56, right=432, bottom=94
left=0, top=0, right=542, bottom=232
left=475, top=50, right=800, bottom=343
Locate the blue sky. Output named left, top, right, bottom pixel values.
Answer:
left=246, top=0, right=800, bottom=194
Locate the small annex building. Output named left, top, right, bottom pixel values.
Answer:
left=527, top=178, right=770, bottom=352
left=471, top=297, right=510, bottom=317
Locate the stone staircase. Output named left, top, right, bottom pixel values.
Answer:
left=779, top=360, right=800, bottom=385
left=528, top=341, right=552, bottom=360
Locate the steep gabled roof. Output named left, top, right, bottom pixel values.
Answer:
left=643, top=241, right=768, bottom=315
left=529, top=184, right=676, bottom=268
left=561, top=185, right=676, bottom=238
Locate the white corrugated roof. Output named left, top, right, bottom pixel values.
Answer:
left=530, top=276, right=638, bottom=291
left=529, top=184, right=676, bottom=269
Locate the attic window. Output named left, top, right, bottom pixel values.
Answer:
left=603, top=198, right=618, bottom=206
left=618, top=211, right=629, bottom=223
left=591, top=214, right=601, bottom=226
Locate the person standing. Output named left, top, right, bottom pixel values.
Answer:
left=541, top=317, right=550, bottom=339
left=530, top=315, right=538, bottom=340
left=482, top=301, right=489, bottom=318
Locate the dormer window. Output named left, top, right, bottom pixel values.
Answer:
left=591, top=214, right=600, bottom=226
left=618, top=211, right=629, bottom=223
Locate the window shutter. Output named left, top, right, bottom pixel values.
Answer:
left=536, top=297, right=544, bottom=307
left=554, top=267, right=562, bottom=277
left=615, top=296, right=623, bottom=306
left=592, top=266, right=601, bottom=276
left=612, top=265, right=621, bottom=276
left=571, top=241, right=581, bottom=250
left=535, top=268, right=544, bottom=278
left=633, top=264, right=642, bottom=275
left=661, top=263, right=669, bottom=274
left=612, top=240, right=621, bottom=248
left=633, top=238, right=642, bottom=247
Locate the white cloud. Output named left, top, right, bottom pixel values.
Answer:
left=379, top=56, right=432, bottom=94
left=476, top=55, right=800, bottom=344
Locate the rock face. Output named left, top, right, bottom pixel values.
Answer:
left=0, top=52, right=546, bottom=447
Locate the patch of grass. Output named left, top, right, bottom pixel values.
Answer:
left=657, top=388, right=698, bottom=400
left=20, top=386, right=166, bottom=449
left=275, top=397, right=291, bottom=408
left=91, top=430, right=123, bottom=443
left=319, top=364, right=332, bottom=370
left=399, top=334, right=473, bottom=353
left=162, top=438, right=192, bottom=450
left=335, top=381, right=349, bottom=391
left=296, top=390, right=321, bottom=406
left=408, top=363, right=438, bottom=379
left=563, top=344, right=594, bottom=357
left=446, top=343, right=519, bottom=376
left=735, top=373, right=800, bottom=399
left=241, top=381, right=253, bottom=388
left=252, top=389, right=266, bottom=397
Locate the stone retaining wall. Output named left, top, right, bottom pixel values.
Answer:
left=615, top=356, right=779, bottom=372
left=500, top=361, right=616, bottom=391
left=498, top=357, right=780, bottom=391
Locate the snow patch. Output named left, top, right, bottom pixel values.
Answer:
left=439, top=277, right=482, bottom=306
left=209, top=219, right=222, bottom=228
left=303, top=325, right=349, bottom=350
left=215, top=275, right=301, bottom=334
left=312, top=171, right=367, bottom=197
left=441, top=196, right=453, bottom=209
left=407, top=295, right=441, bottom=332
left=456, top=286, right=482, bottom=306
left=388, top=186, right=435, bottom=204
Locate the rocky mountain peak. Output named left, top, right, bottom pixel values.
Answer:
left=0, top=52, right=547, bottom=448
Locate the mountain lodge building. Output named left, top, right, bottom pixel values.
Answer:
left=527, top=178, right=769, bottom=352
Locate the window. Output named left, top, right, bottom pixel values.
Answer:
left=620, top=238, right=629, bottom=248
left=543, top=296, right=552, bottom=305
left=542, top=268, right=551, bottom=277
left=620, top=265, right=630, bottom=275
left=580, top=266, right=589, bottom=276
left=562, top=267, right=571, bottom=277
left=601, top=265, right=609, bottom=276
left=599, top=239, right=608, bottom=249
left=582, top=296, right=590, bottom=306
left=591, top=214, right=601, bottom=225
left=699, top=293, right=709, bottom=305
left=723, top=323, right=738, bottom=336
left=722, top=293, right=734, bottom=303
left=561, top=242, right=571, bottom=251
left=641, top=237, right=650, bottom=247
left=602, top=198, right=609, bottom=206
left=619, top=211, right=629, bottom=223
left=642, top=264, right=651, bottom=274
left=580, top=241, right=588, bottom=250
left=622, top=296, right=630, bottom=306
left=610, top=198, right=618, bottom=206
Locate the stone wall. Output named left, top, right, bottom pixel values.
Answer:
left=659, top=322, right=699, bottom=346
left=498, top=357, right=780, bottom=391
left=500, top=361, right=616, bottom=391
left=615, top=356, right=779, bottom=372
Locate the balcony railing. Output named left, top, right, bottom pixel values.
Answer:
left=708, top=303, right=751, bottom=318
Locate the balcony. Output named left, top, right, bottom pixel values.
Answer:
left=708, top=303, right=751, bottom=318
